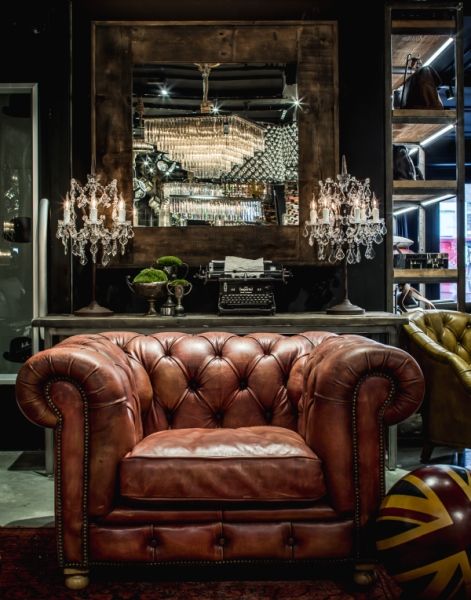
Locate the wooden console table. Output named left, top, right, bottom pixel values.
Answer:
left=35, top=311, right=407, bottom=348
left=34, top=311, right=408, bottom=472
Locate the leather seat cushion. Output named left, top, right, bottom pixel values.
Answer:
left=120, top=426, right=326, bottom=503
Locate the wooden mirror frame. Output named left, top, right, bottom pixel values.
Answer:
left=92, top=21, right=338, bottom=266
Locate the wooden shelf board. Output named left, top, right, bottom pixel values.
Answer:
left=391, top=20, right=455, bottom=32
left=392, top=121, right=454, bottom=144
left=392, top=109, right=456, bottom=122
left=394, top=268, right=458, bottom=283
left=393, top=194, right=451, bottom=203
left=393, top=181, right=457, bottom=197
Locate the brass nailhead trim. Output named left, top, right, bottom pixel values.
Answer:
left=50, top=367, right=395, bottom=570
left=45, top=377, right=90, bottom=568
left=351, top=372, right=395, bottom=560
left=87, top=557, right=353, bottom=568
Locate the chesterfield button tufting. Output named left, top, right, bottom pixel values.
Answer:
left=188, top=380, right=199, bottom=391
left=376, top=465, right=471, bottom=599
left=14, top=329, right=426, bottom=589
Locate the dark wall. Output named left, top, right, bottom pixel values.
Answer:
left=1, top=0, right=387, bottom=315
left=0, top=3, right=71, bottom=449
left=0, top=1, right=72, bottom=314
left=338, top=2, right=386, bottom=310
left=71, top=0, right=386, bottom=313
left=0, top=0, right=387, bottom=450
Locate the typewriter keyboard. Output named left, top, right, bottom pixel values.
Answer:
left=220, top=293, right=273, bottom=306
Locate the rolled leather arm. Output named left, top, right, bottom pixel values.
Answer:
left=298, top=335, right=424, bottom=518
left=16, top=334, right=143, bottom=520
left=404, top=321, right=471, bottom=392
left=16, top=334, right=140, bottom=429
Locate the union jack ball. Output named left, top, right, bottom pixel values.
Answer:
left=376, top=465, right=471, bottom=599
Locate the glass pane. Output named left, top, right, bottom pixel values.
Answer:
left=438, top=197, right=457, bottom=302
left=0, top=90, right=34, bottom=378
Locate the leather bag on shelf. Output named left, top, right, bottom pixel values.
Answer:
left=396, top=55, right=443, bottom=110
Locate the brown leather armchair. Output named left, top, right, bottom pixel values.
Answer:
left=402, top=309, right=471, bottom=461
left=16, top=331, right=424, bottom=589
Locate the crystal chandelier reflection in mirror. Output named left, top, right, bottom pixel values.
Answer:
left=303, top=156, right=386, bottom=314
left=144, top=63, right=265, bottom=179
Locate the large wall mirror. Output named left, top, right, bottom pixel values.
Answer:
left=93, top=21, right=338, bottom=265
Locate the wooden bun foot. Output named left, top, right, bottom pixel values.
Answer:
left=353, top=563, right=377, bottom=586
left=64, top=567, right=89, bottom=589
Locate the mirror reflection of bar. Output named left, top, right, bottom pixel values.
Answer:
left=132, top=62, right=300, bottom=228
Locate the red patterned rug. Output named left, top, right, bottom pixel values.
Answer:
left=0, top=528, right=401, bottom=600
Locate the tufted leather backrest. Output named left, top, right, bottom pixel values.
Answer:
left=408, top=310, right=471, bottom=363
left=100, top=331, right=334, bottom=436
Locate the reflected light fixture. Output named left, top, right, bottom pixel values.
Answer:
left=144, top=63, right=265, bottom=179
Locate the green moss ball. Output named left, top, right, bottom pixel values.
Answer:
left=133, top=268, right=168, bottom=283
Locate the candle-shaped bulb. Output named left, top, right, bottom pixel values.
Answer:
left=322, top=207, right=330, bottom=224
left=372, top=196, right=379, bottom=222
left=63, top=193, right=71, bottom=225
left=89, top=195, right=98, bottom=223
left=118, top=195, right=126, bottom=223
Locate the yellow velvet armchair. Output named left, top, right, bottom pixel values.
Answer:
left=402, top=309, right=471, bottom=462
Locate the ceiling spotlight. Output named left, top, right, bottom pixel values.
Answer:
left=160, top=88, right=170, bottom=97
left=291, top=97, right=302, bottom=108
left=211, top=105, right=220, bottom=114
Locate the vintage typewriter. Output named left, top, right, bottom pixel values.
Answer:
left=197, top=258, right=291, bottom=315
